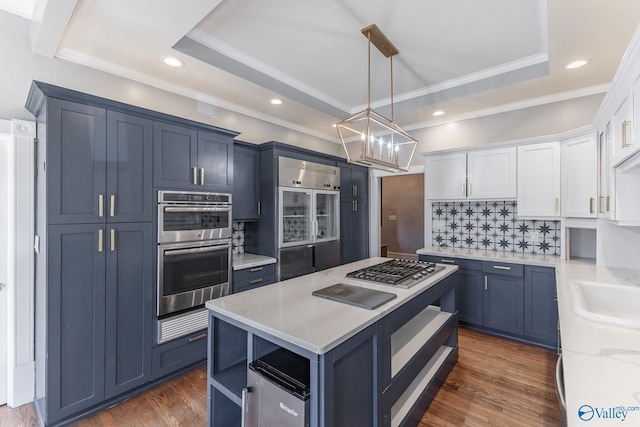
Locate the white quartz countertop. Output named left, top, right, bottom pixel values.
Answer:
left=232, top=253, right=277, bottom=271
left=418, top=246, right=640, bottom=426
left=207, top=257, right=457, bottom=354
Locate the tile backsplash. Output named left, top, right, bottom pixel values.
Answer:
left=232, top=222, right=245, bottom=254
left=431, top=201, right=561, bottom=256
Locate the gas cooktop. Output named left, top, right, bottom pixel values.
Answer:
left=345, top=259, right=445, bottom=289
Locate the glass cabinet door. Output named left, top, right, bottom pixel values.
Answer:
left=279, top=188, right=312, bottom=247
left=315, top=191, right=339, bottom=242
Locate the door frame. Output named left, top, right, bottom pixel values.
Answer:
left=368, top=165, right=425, bottom=258
left=0, top=119, right=36, bottom=407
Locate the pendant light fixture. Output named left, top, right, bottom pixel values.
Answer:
left=337, top=24, right=418, bottom=172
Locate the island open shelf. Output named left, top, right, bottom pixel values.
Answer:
left=206, top=258, right=459, bottom=426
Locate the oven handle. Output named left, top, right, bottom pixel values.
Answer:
left=163, top=206, right=230, bottom=213
left=163, top=244, right=230, bottom=256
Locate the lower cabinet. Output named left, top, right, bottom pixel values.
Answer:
left=40, top=223, right=153, bottom=424
left=232, top=263, right=276, bottom=293
left=151, top=330, right=209, bottom=380
left=419, top=255, right=557, bottom=349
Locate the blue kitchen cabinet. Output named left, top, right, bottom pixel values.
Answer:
left=45, top=100, right=153, bottom=224
left=420, top=255, right=484, bottom=326
left=153, top=122, right=235, bottom=192
left=482, top=262, right=524, bottom=335
left=104, top=223, right=154, bottom=399
left=524, top=265, right=558, bottom=348
left=232, top=263, right=276, bottom=293
left=232, top=142, right=261, bottom=221
left=339, top=162, right=369, bottom=264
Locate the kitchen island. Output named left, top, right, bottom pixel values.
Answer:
left=205, top=257, right=459, bottom=427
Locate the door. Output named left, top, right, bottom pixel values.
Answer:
left=47, top=224, right=106, bottom=421
left=197, top=131, right=233, bottom=192
left=47, top=98, right=107, bottom=224
left=562, top=135, right=597, bottom=218
left=424, top=153, right=467, bottom=200
left=517, top=142, right=561, bottom=217
left=279, top=187, right=313, bottom=247
left=314, top=190, right=339, bottom=243
left=233, top=145, right=260, bottom=220
left=483, top=274, right=524, bottom=334
left=106, top=111, right=153, bottom=222
left=105, top=223, right=153, bottom=398
left=153, top=121, right=198, bottom=189
left=467, top=147, right=517, bottom=199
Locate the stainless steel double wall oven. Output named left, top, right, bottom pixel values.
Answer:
left=157, top=190, right=232, bottom=318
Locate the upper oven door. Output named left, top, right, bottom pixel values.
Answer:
left=158, top=240, right=231, bottom=316
left=158, top=205, right=231, bottom=243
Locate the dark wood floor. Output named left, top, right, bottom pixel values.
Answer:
left=0, top=328, right=562, bottom=426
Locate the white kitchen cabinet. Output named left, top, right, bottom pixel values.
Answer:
left=424, top=152, right=467, bottom=200
left=424, top=147, right=516, bottom=200
left=467, top=147, right=517, bottom=199
left=611, top=96, right=634, bottom=166
left=561, top=134, right=598, bottom=218
left=517, top=142, right=561, bottom=218
left=598, top=123, right=615, bottom=219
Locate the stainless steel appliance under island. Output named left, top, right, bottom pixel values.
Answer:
left=205, top=258, right=459, bottom=427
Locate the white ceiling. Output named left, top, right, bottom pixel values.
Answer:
left=8, top=0, right=640, bottom=143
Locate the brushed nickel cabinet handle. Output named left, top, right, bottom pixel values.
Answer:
left=110, top=229, right=115, bottom=252
left=110, top=195, right=115, bottom=217
left=188, top=333, right=207, bottom=342
left=354, top=200, right=358, bottom=211
left=98, top=194, right=104, bottom=217
left=250, top=267, right=264, bottom=272
left=353, top=185, right=357, bottom=197
left=98, top=229, right=104, bottom=252
left=493, top=265, right=511, bottom=271
left=249, top=279, right=264, bottom=285
left=439, top=259, right=457, bottom=264
left=200, top=168, right=205, bottom=185
left=622, top=120, right=632, bottom=148
left=599, top=196, right=605, bottom=214
left=461, top=183, right=466, bottom=196
left=192, top=167, right=198, bottom=185
left=484, top=276, right=488, bottom=290
left=468, top=183, right=472, bottom=197
left=606, top=196, right=610, bottom=212
left=257, top=201, right=261, bottom=216
left=589, top=197, right=594, bottom=214
left=555, top=198, right=559, bottom=213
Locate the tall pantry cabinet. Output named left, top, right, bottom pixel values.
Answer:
left=27, top=83, right=154, bottom=425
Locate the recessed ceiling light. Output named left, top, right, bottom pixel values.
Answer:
left=564, top=59, right=590, bottom=70
left=270, top=99, right=283, bottom=105
left=433, top=110, right=445, bottom=116
left=162, top=56, right=184, bottom=67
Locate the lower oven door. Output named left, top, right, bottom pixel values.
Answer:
left=158, top=240, right=231, bottom=317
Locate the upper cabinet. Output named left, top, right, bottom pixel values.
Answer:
left=233, top=143, right=261, bottom=221
left=425, top=147, right=516, bottom=200
left=153, top=122, right=234, bottom=193
left=598, top=124, right=615, bottom=219
left=340, top=162, right=368, bottom=200
left=46, top=99, right=153, bottom=224
left=561, top=135, right=598, bottom=218
left=611, top=96, right=634, bottom=166
left=517, top=142, right=561, bottom=218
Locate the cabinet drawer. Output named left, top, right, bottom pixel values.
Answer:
left=482, top=261, right=523, bottom=277
left=233, top=274, right=275, bottom=293
left=152, top=329, right=208, bottom=379
left=420, top=255, right=482, bottom=271
left=233, top=264, right=276, bottom=282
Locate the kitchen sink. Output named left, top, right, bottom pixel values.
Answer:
left=568, top=281, right=640, bottom=330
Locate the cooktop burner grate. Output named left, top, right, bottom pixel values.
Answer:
left=345, top=259, right=445, bottom=288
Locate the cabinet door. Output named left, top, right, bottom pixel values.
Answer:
left=425, top=153, right=467, bottom=200
left=524, top=266, right=558, bottom=348
left=456, top=269, right=484, bottom=325
left=47, top=224, right=106, bottom=421
left=517, top=142, right=561, bottom=217
left=340, top=199, right=355, bottom=263
left=197, top=130, right=233, bottom=192
left=467, top=147, right=517, bottom=199
left=340, top=199, right=369, bottom=264
left=233, top=145, right=260, bottom=220
left=153, top=121, right=198, bottom=189
left=47, top=99, right=107, bottom=224
left=612, top=96, right=634, bottom=165
left=483, top=274, right=524, bottom=334
left=340, top=163, right=369, bottom=199
left=598, top=123, right=615, bottom=219
left=106, top=111, right=153, bottom=222
left=105, top=223, right=153, bottom=399
left=562, top=135, right=598, bottom=218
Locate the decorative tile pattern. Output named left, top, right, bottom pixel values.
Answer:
left=232, top=222, right=245, bottom=254
left=432, top=201, right=561, bottom=256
